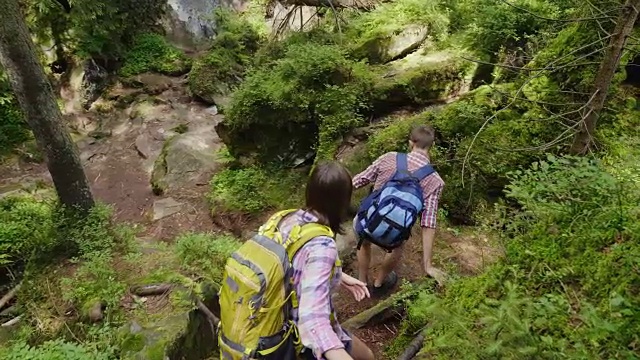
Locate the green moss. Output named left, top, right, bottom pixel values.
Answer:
left=175, top=233, right=241, bottom=284
left=345, top=0, right=449, bottom=63
left=208, top=166, right=307, bottom=214
left=188, top=9, right=262, bottom=105
left=120, top=34, right=192, bottom=78
left=222, top=42, right=374, bottom=163
left=372, top=51, right=475, bottom=111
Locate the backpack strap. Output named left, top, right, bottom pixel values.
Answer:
left=411, top=164, right=435, bottom=181
left=258, top=209, right=298, bottom=242
left=396, top=152, right=409, bottom=174
left=286, top=223, right=335, bottom=263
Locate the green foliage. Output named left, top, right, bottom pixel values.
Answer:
left=208, top=166, right=306, bottom=214
left=24, top=0, right=166, bottom=59
left=119, top=34, right=191, bottom=77
left=0, top=70, right=30, bottom=154
left=0, top=195, right=54, bottom=267
left=0, top=339, right=113, bottom=360
left=61, top=252, right=127, bottom=317
left=458, top=0, right=560, bottom=57
left=188, top=9, right=262, bottom=104
left=224, top=41, right=374, bottom=162
left=0, top=194, right=128, bottom=270
left=345, top=0, right=449, bottom=63
left=175, top=233, right=241, bottom=283
left=399, top=155, right=640, bottom=358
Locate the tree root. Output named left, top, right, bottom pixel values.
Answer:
left=397, top=332, right=426, bottom=360
left=342, top=294, right=403, bottom=331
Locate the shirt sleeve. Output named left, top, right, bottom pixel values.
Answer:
left=352, top=153, right=388, bottom=189
left=297, top=238, right=344, bottom=357
left=421, top=184, right=443, bottom=228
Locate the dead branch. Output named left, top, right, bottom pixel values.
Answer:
left=497, top=0, right=618, bottom=23
left=0, top=283, right=21, bottom=310
left=461, top=35, right=612, bottom=185
left=1, top=315, right=21, bottom=327
left=571, top=0, right=640, bottom=154
left=279, top=0, right=386, bottom=10
left=397, top=332, right=426, bottom=360
left=130, top=284, right=173, bottom=297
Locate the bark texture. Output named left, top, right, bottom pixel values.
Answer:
left=571, top=0, right=640, bottom=154
left=0, top=0, right=94, bottom=213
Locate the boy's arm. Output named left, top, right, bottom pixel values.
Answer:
left=352, top=153, right=387, bottom=189
left=420, top=184, right=444, bottom=276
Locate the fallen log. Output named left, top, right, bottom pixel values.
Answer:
left=1, top=315, right=21, bottom=327
left=342, top=294, right=404, bottom=331
left=0, top=283, right=21, bottom=310
left=130, top=283, right=220, bottom=325
left=280, top=0, right=388, bottom=10
left=130, top=284, right=173, bottom=297
left=397, top=332, right=426, bottom=360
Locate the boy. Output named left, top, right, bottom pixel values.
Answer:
left=353, top=125, right=445, bottom=294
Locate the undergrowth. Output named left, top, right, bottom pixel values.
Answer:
left=392, top=155, right=640, bottom=359
left=119, top=34, right=191, bottom=77
left=208, top=166, right=306, bottom=214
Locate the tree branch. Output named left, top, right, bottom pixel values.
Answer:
left=497, top=0, right=618, bottom=23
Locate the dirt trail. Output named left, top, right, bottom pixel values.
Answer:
left=333, top=227, right=499, bottom=358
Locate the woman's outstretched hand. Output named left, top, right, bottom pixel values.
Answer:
left=340, top=273, right=370, bottom=302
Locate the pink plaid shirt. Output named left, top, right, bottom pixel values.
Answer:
left=353, top=151, right=444, bottom=228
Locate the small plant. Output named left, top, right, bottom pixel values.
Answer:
left=120, top=34, right=192, bottom=77
left=208, top=166, right=305, bottom=214
left=175, top=233, right=241, bottom=284
left=0, top=339, right=113, bottom=360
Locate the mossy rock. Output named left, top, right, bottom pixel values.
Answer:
left=119, top=286, right=219, bottom=360
left=352, top=24, right=430, bottom=64
left=372, top=50, right=476, bottom=112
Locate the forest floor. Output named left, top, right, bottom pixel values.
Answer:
left=0, top=73, right=501, bottom=359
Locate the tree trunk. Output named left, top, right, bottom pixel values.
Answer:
left=0, top=0, right=94, bottom=214
left=570, top=0, right=640, bottom=154
left=280, top=0, right=387, bottom=10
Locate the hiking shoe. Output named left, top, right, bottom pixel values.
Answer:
left=369, top=271, right=398, bottom=297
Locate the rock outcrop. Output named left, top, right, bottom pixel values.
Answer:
left=151, top=126, right=223, bottom=195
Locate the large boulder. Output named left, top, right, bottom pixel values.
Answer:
left=355, top=25, right=430, bottom=64
left=151, top=127, right=223, bottom=195
left=162, top=0, right=249, bottom=51
left=373, top=50, right=476, bottom=112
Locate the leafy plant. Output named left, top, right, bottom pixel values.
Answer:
left=208, top=166, right=306, bottom=214
left=119, top=34, right=191, bottom=77
left=175, top=233, right=241, bottom=284
left=0, top=339, right=114, bottom=360
left=394, top=155, right=640, bottom=358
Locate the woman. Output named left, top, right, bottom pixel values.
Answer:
left=277, top=161, right=375, bottom=360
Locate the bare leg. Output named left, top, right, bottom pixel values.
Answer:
left=356, top=240, right=371, bottom=284
left=373, top=245, right=403, bottom=288
left=350, top=334, right=375, bottom=360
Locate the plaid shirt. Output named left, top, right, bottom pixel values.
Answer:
left=353, top=151, right=444, bottom=228
left=279, top=210, right=349, bottom=359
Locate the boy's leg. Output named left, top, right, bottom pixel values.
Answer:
left=356, top=239, right=371, bottom=284
left=373, top=245, right=403, bottom=288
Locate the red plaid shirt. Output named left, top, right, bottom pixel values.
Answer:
left=352, top=151, right=444, bottom=228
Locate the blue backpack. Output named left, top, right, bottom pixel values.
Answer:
left=355, top=153, right=435, bottom=251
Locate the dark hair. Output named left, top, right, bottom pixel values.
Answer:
left=410, top=125, right=435, bottom=149
left=305, top=161, right=353, bottom=235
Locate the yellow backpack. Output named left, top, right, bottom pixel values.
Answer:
left=218, top=209, right=341, bottom=359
